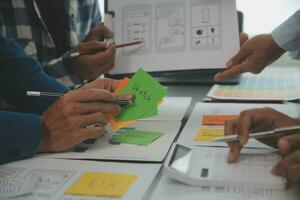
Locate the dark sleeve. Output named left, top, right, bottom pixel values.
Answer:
left=0, top=38, right=68, bottom=114
left=0, top=111, right=42, bottom=165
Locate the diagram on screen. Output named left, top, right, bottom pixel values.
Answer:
left=123, top=4, right=151, bottom=55
left=155, top=2, right=185, bottom=52
left=191, top=0, right=222, bottom=50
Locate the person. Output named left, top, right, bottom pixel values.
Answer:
left=0, top=37, right=130, bottom=165
left=0, top=0, right=115, bottom=86
left=224, top=107, right=300, bottom=183
left=215, top=10, right=300, bottom=81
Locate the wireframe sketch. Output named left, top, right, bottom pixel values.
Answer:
left=0, top=167, right=25, bottom=178
left=17, top=169, right=75, bottom=200
left=123, top=4, right=151, bottom=55
left=191, top=0, right=222, bottom=50
left=156, top=2, right=185, bottom=52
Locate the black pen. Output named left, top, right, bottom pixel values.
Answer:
left=26, top=91, right=133, bottom=106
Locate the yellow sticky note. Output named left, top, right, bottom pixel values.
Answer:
left=65, top=172, right=137, bottom=197
left=194, top=128, right=224, bottom=142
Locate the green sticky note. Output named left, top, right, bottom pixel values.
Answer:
left=117, top=68, right=167, bottom=122
left=109, top=130, right=164, bottom=146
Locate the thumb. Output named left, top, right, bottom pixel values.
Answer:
left=278, top=133, right=300, bottom=156
left=75, top=41, right=107, bottom=54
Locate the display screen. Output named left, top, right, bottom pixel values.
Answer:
left=169, top=144, right=192, bottom=173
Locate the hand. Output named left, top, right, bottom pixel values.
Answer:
left=38, top=88, right=121, bottom=153
left=71, top=41, right=116, bottom=81
left=271, top=134, right=300, bottom=183
left=214, top=34, right=286, bottom=80
left=224, top=107, right=300, bottom=163
left=84, top=23, right=114, bottom=42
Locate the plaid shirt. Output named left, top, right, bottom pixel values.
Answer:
left=0, top=0, right=101, bottom=86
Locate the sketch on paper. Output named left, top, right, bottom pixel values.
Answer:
left=122, top=4, right=151, bottom=55
left=155, top=2, right=185, bottom=52
left=191, top=0, right=222, bottom=50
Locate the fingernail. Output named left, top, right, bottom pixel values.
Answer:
left=226, top=60, right=233, bottom=67
left=278, top=139, right=292, bottom=156
left=227, top=152, right=235, bottom=163
left=214, top=73, right=221, bottom=80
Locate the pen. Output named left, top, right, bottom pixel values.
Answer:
left=213, top=125, right=300, bottom=142
left=26, top=91, right=134, bottom=106
left=47, top=40, right=144, bottom=66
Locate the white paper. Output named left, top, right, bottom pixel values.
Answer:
left=0, top=158, right=161, bottom=200
left=107, top=0, right=239, bottom=74
left=207, top=67, right=300, bottom=102
left=178, top=102, right=300, bottom=148
left=140, top=97, right=192, bottom=121
left=40, top=121, right=181, bottom=162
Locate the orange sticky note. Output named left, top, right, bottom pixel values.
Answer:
left=202, top=115, right=238, bottom=125
left=109, top=77, right=135, bottom=131
left=194, top=128, right=224, bottom=142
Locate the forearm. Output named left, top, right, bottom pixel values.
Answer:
left=0, top=111, right=43, bottom=165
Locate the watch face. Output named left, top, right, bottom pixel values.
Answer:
left=169, top=145, right=192, bottom=173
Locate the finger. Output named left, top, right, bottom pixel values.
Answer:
left=79, top=112, right=109, bottom=127
left=114, top=93, right=135, bottom=101
left=286, top=163, right=300, bottom=183
left=272, top=151, right=300, bottom=176
left=239, top=32, right=248, bottom=46
left=75, top=41, right=107, bottom=54
left=224, top=119, right=242, bottom=163
left=93, top=24, right=114, bottom=40
left=227, top=45, right=252, bottom=67
left=89, top=44, right=115, bottom=66
left=64, top=89, right=114, bottom=102
left=214, top=59, right=252, bottom=80
left=278, top=133, right=300, bottom=156
left=72, top=102, right=121, bottom=115
left=237, top=110, right=254, bottom=145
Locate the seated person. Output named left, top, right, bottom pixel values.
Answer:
left=0, top=0, right=115, bottom=86
left=224, top=107, right=300, bottom=183
left=215, top=10, right=300, bottom=80
left=0, top=38, right=130, bottom=165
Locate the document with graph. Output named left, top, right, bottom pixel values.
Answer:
left=206, top=68, right=300, bottom=102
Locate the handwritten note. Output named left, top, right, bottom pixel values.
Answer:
left=65, top=172, right=137, bottom=197
left=194, top=128, right=224, bottom=142
left=109, top=130, right=164, bottom=146
left=202, top=115, right=238, bottom=125
left=117, top=68, right=167, bottom=122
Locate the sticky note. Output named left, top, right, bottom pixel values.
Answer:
left=109, top=130, right=164, bottom=146
left=117, top=68, right=167, bottom=122
left=202, top=115, right=238, bottom=125
left=194, top=128, right=224, bottom=142
left=65, top=172, right=137, bottom=197
left=109, top=114, right=135, bottom=131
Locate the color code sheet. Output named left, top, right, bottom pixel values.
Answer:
left=207, top=74, right=300, bottom=102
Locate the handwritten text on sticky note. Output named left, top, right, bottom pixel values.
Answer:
left=202, top=115, right=238, bottom=125
left=65, top=172, right=137, bottom=197
left=194, top=128, right=224, bottom=142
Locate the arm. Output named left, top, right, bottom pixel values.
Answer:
left=0, top=111, right=42, bottom=164
left=272, top=10, right=300, bottom=59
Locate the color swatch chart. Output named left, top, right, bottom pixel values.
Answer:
left=208, top=74, right=300, bottom=101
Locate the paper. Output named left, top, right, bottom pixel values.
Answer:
left=110, top=130, right=164, bottom=146
left=194, top=128, right=224, bottom=142
left=66, top=172, right=137, bottom=197
left=202, top=115, right=238, bottom=125
left=0, top=158, right=161, bottom=200
left=207, top=72, right=300, bottom=102
left=178, top=102, right=300, bottom=148
left=41, top=121, right=181, bottom=162
left=117, top=68, right=167, bottom=122
left=107, top=0, right=239, bottom=75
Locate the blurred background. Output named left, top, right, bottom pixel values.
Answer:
left=98, top=0, right=300, bottom=66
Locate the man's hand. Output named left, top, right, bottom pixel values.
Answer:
left=224, top=108, right=300, bottom=163
left=84, top=23, right=114, bottom=42
left=215, top=34, right=286, bottom=80
left=271, top=134, right=300, bottom=183
left=71, top=41, right=116, bottom=81
left=38, top=88, right=121, bottom=153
